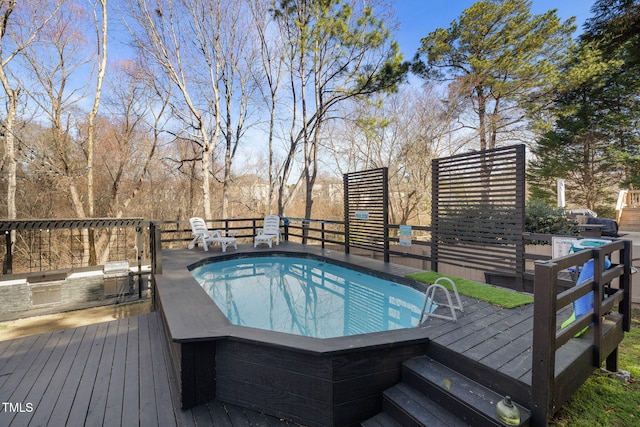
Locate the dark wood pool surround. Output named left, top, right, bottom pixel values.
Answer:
left=156, top=245, right=432, bottom=427
left=156, top=242, right=630, bottom=427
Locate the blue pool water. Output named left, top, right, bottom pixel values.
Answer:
left=189, top=256, right=429, bottom=339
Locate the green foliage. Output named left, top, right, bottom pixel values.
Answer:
left=272, top=0, right=408, bottom=99
left=406, top=271, right=533, bottom=308
left=412, top=0, right=574, bottom=150
left=529, top=0, right=640, bottom=201
left=525, top=200, right=576, bottom=236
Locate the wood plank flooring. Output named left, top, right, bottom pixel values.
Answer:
left=1, top=244, right=565, bottom=426
left=0, top=313, right=296, bottom=427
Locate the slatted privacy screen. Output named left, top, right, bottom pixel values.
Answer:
left=343, top=168, right=389, bottom=261
left=431, top=145, right=525, bottom=283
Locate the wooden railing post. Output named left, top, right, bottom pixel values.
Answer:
left=3, top=231, right=12, bottom=274
left=531, top=259, right=558, bottom=427
left=621, top=240, right=633, bottom=331
left=593, top=247, right=604, bottom=364
left=149, top=222, right=162, bottom=275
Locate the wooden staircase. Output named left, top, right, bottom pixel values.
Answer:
left=619, top=207, right=640, bottom=231
left=617, top=190, right=640, bottom=231
left=362, top=357, right=531, bottom=427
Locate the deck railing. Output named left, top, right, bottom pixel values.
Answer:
left=0, top=218, right=147, bottom=275
left=530, top=240, right=632, bottom=426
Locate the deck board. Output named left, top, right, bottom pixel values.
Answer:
left=47, top=323, right=98, bottom=426
left=103, top=318, right=129, bottom=427
left=0, top=313, right=293, bottom=427
left=121, top=315, right=140, bottom=427
left=27, top=326, right=85, bottom=427
left=0, top=243, right=588, bottom=426
left=138, top=313, right=159, bottom=427
left=66, top=321, right=108, bottom=426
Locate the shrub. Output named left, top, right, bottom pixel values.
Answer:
left=525, top=199, right=576, bottom=236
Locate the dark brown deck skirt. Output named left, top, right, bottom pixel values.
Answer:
left=156, top=246, right=431, bottom=427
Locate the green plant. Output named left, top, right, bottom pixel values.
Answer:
left=525, top=199, right=577, bottom=236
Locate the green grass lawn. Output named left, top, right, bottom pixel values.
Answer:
left=550, top=309, right=640, bottom=426
left=406, top=271, right=534, bottom=308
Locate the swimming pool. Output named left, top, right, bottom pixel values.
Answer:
left=189, top=256, right=427, bottom=338
left=156, top=249, right=432, bottom=427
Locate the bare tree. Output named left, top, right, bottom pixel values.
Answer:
left=20, top=0, right=91, bottom=218
left=249, top=0, right=285, bottom=214
left=0, top=1, right=63, bottom=218
left=0, top=0, right=63, bottom=272
left=216, top=1, right=261, bottom=218
left=124, top=0, right=263, bottom=220
left=271, top=0, right=406, bottom=219
left=86, top=0, right=108, bottom=223
left=327, top=84, right=461, bottom=224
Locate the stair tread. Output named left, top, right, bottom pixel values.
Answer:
left=361, top=412, right=403, bottom=427
left=384, top=383, right=469, bottom=427
left=404, top=357, right=530, bottom=424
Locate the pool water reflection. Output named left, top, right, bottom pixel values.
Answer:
left=190, top=256, right=429, bottom=338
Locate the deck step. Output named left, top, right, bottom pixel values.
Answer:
left=403, top=357, right=531, bottom=426
left=360, top=411, right=403, bottom=427
left=382, top=382, right=468, bottom=427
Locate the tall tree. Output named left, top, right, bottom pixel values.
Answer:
left=86, top=0, right=108, bottom=222
left=0, top=0, right=63, bottom=220
left=124, top=0, right=260, bottom=220
left=123, top=0, right=221, bottom=220
left=271, top=0, right=407, bottom=220
left=412, top=0, right=574, bottom=151
left=0, top=0, right=62, bottom=273
left=583, top=0, right=640, bottom=188
left=529, top=0, right=640, bottom=208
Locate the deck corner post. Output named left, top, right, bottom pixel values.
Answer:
left=531, top=260, right=558, bottom=427
left=621, top=239, right=633, bottom=331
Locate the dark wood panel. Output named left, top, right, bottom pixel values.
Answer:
left=217, top=357, right=332, bottom=402
left=217, top=378, right=332, bottom=427
left=331, top=343, right=428, bottom=381
left=219, top=340, right=332, bottom=378
left=149, top=314, right=180, bottom=427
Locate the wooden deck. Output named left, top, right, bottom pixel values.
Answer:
left=0, top=312, right=295, bottom=427
left=1, top=242, right=585, bottom=426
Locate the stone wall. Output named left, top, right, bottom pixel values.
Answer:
left=0, top=270, right=108, bottom=315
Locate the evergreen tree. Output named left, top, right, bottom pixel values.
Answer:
left=412, top=0, right=574, bottom=151
left=529, top=0, right=640, bottom=209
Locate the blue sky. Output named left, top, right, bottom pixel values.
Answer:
left=393, top=0, right=596, bottom=59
